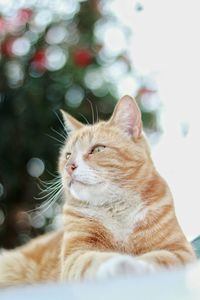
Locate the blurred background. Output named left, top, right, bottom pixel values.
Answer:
left=0, top=0, right=199, bottom=249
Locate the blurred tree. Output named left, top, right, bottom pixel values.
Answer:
left=0, top=0, right=159, bottom=248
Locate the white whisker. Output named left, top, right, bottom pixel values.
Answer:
left=27, top=175, right=63, bottom=214
left=54, top=111, right=66, bottom=132
left=46, top=133, right=65, bottom=145
left=78, top=113, right=90, bottom=125
left=51, top=127, right=68, bottom=141
left=95, top=103, right=99, bottom=123
left=86, top=98, right=95, bottom=124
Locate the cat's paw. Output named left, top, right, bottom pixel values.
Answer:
left=96, top=254, right=155, bottom=280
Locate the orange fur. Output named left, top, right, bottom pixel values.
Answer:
left=0, top=95, right=196, bottom=287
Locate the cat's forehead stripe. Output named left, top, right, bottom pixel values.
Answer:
left=71, top=127, right=94, bottom=148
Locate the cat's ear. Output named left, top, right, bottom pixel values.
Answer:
left=60, top=110, right=83, bottom=132
left=109, top=95, right=142, bottom=139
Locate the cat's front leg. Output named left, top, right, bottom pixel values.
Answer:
left=97, top=248, right=195, bottom=280
left=60, top=250, right=116, bottom=280
left=0, top=250, right=38, bottom=288
left=61, top=248, right=195, bottom=281
left=60, top=251, right=155, bottom=281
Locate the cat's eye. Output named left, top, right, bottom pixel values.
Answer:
left=66, top=152, right=71, bottom=160
left=90, top=145, right=106, bottom=154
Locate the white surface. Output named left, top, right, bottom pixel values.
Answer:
left=131, top=0, right=200, bottom=241
left=111, top=0, right=200, bottom=240
left=1, top=265, right=200, bottom=300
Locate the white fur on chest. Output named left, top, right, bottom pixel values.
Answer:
left=75, top=197, right=148, bottom=243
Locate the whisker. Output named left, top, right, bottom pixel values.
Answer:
left=38, top=181, right=62, bottom=190
left=36, top=187, right=62, bottom=203
left=95, top=103, right=99, bottom=123
left=86, top=98, right=95, bottom=124
left=27, top=174, right=63, bottom=214
left=38, top=174, right=62, bottom=186
left=28, top=188, right=63, bottom=213
left=38, top=196, right=61, bottom=214
left=54, top=111, right=66, bottom=132
left=46, top=170, right=61, bottom=178
left=78, top=113, right=90, bottom=125
left=36, top=184, right=62, bottom=198
left=30, top=188, right=63, bottom=215
left=46, top=133, right=65, bottom=145
left=37, top=177, right=62, bottom=193
left=51, top=127, right=67, bottom=141
left=37, top=178, right=60, bottom=187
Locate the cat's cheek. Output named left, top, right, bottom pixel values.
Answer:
left=61, top=175, right=70, bottom=192
left=96, top=255, right=156, bottom=280
left=69, top=181, right=91, bottom=202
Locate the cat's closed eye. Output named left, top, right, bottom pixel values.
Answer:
left=90, top=145, right=106, bottom=154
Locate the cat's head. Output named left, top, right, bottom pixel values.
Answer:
left=59, top=95, right=152, bottom=206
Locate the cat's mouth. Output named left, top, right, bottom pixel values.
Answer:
left=69, top=179, right=102, bottom=187
left=69, top=179, right=87, bottom=186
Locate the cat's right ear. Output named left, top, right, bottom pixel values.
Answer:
left=109, top=95, right=142, bottom=139
left=60, top=110, right=83, bottom=132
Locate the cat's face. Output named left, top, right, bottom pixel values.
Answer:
left=59, top=96, right=151, bottom=205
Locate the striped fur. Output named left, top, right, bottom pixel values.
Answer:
left=0, top=95, right=196, bottom=287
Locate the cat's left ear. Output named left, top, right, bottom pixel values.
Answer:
left=109, top=95, right=142, bottom=139
left=60, top=110, right=84, bottom=132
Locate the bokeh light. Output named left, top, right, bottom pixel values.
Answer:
left=30, top=214, right=46, bottom=229
left=12, top=37, right=31, bottom=56
left=46, top=25, right=67, bottom=45
left=51, top=214, right=63, bottom=230
left=5, top=61, right=24, bottom=87
left=46, top=46, right=67, bottom=71
left=0, top=209, right=5, bottom=226
left=33, top=9, right=53, bottom=29
left=118, top=75, right=139, bottom=97
left=0, top=183, right=4, bottom=198
left=26, top=158, right=45, bottom=178
left=84, top=68, right=104, bottom=91
left=65, top=85, right=85, bottom=108
left=103, top=26, right=127, bottom=56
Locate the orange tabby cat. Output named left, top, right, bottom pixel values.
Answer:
left=0, top=95, right=196, bottom=287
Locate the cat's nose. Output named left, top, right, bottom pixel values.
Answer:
left=66, top=163, right=77, bottom=176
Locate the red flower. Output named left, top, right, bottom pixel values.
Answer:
left=31, top=50, right=47, bottom=71
left=73, top=48, right=93, bottom=67
left=1, top=38, right=15, bottom=57
left=17, top=8, right=33, bottom=24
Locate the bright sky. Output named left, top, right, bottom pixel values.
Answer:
left=112, top=0, right=200, bottom=239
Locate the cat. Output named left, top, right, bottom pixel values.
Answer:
left=0, top=95, right=196, bottom=287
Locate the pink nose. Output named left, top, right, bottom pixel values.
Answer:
left=66, top=163, right=77, bottom=176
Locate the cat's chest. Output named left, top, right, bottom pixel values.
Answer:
left=75, top=204, right=148, bottom=243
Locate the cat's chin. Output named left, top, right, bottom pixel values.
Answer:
left=69, top=180, right=95, bottom=202
left=69, top=180, right=106, bottom=204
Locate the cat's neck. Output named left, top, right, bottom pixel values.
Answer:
left=65, top=187, right=140, bottom=213
left=63, top=172, right=174, bottom=243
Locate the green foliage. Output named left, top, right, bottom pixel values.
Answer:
left=0, top=0, right=159, bottom=248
